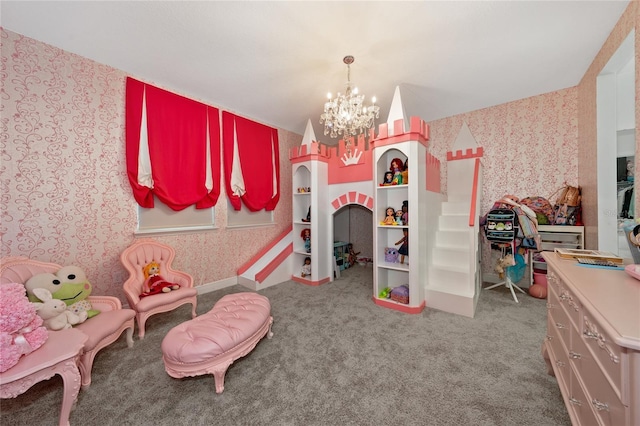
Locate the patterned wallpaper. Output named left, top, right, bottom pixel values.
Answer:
left=1, top=29, right=296, bottom=300
left=1, top=2, right=638, bottom=302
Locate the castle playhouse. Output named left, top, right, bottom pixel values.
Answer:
left=237, top=87, right=484, bottom=318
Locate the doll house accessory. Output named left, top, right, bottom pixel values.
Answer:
left=162, top=292, right=273, bottom=394
left=0, top=256, right=135, bottom=389
left=121, top=239, right=198, bottom=339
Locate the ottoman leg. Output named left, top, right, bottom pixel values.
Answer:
left=212, top=361, right=233, bottom=394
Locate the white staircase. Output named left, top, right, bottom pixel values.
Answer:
left=424, top=122, right=482, bottom=318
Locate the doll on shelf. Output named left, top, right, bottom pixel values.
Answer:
left=395, top=210, right=404, bottom=226
left=380, top=207, right=397, bottom=226
left=395, top=228, right=409, bottom=264
left=401, top=159, right=409, bottom=184
left=380, top=171, right=394, bottom=186
left=301, top=257, right=311, bottom=277
left=301, top=228, right=311, bottom=253
left=390, top=157, right=404, bottom=185
left=401, top=200, right=408, bottom=225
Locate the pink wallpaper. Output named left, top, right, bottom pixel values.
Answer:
left=1, top=2, right=638, bottom=303
left=429, top=88, right=579, bottom=217
left=577, top=1, right=639, bottom=249
left=1, top=29, right=296, bottom=300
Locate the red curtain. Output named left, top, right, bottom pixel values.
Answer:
left=125, top=77, right=221, bottom=211
left=222, top=112, right=280, bottom=211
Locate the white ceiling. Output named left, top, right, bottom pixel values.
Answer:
left=0, top=1, right=630, bottom=144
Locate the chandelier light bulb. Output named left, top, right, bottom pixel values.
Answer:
left=327, top=92, right=332, bottom=100
left=372, top=96, right=376, bottom=104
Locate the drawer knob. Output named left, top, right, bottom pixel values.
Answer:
left=569, top=397, right=582, bottom=406
left=569, top=351, right=581, bottom=360
left=555, top=360, right=565, bottom=368
left=555, top=322, right=566, bottom=330
left=591, top=399, right=610, bottom=412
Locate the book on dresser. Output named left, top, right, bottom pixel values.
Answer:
left=553, top=247, right=623, bottom=264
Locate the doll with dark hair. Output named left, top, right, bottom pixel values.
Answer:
left=301, top=257, right=311, bottom=277
left=381, top=207, right=396, bottom=225
left=401, top=200, right=408, bottom=225
left=381, top=171, right=394, bottom=186
left=396, top=228, right=409, bottom=264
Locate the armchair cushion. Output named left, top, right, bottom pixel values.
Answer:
left=75, top=309, right=135, bottom=351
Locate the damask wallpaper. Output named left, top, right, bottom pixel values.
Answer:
left=0, top=29, right=296, bottom=300
left=1, top=1, right=638, bottom=303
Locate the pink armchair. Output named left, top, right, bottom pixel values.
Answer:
left=0, top=257, right=135, bottom=389
left=120, top=239, right=197, bottom=339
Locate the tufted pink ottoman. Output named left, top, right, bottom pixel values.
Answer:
left=161, top=292, right=273, bottom=394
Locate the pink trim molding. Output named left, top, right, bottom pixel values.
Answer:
left=372, top=297, right=426, bottom=314
left=446, top=147, right=484, bottom=161
left=371, top=117, right=430, bottom=148
left=330, top=192, right=374, bottom=213
left=468, top=158, right=481, bottom=227
left=425, top=152, right=441, bottom=193
left=237, top=225, right=292, bottom=276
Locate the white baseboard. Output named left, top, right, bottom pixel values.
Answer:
left=196, top=276, right=238, bottom=294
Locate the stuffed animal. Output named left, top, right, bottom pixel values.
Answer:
left=139, top=261, right=180, bottom=298
left=31, top=288, right=87, bottom=331
left=0, top=283, right=49, bottom=372
left=25, top=266, right=99, bottom=319
left=494, top=254, right=515, bottom=279
left=384, top=247, right=399, bottom=263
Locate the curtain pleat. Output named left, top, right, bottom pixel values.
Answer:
left=222, top=112, right=280, bottom=211
left=125, top=77, right=221, bottom=211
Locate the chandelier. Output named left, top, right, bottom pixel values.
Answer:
left=320, top=55, right=380, bottom=139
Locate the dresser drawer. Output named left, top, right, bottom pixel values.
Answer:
left=548, top=269, right=582, bottom=330
left=547, top=315, right=570, bottom=390
left=571, top=325, right=627, bottom=425
left=568, top=367, right=600, bottom=426
left=581, top=312, right=623, bottom=400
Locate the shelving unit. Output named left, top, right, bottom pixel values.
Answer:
left=292, top=165, right=313, bottom=282
left=372, top=141, right=427, bottom=313
left=333, top=241, right=350, bottom=271
left=530, top=225, right=584, bottom=285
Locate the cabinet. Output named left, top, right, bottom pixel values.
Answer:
left=541, top=253, right=640, bottom=426
left=530, top=225, right=584, bottom=285
left=372, top=141, right=427, bottom=312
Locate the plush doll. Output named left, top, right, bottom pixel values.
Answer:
left=25, top=266, right=99, bottom=319
left=0, top=283, right=49, bottom=372
left=300, top=228, right=311, bottom=253
left=301, top=257, right=311, bottom=278
left=494, top=254, right=516, bottom=279
left=31, top=288, right=86, bottom=331
left=139, top=261, right=180, bottom=298
left=384, top=247, right=399, bottom=263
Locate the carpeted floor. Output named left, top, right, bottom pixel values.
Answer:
left=1, top=265, right=570, bottom=425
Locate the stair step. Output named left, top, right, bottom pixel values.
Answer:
left=447, top=193, right=473, bottom=203
left=432, top=247, right=470, bottom=266
left=439, top=215, right=470, bottom=230
left=428, top=266, right=473, bottom=293
left=442, top=202, right=469, bottom=216
left=435, top=230, right=471, bottom=249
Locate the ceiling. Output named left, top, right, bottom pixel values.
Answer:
left=0, top=1, right=630, bottom=144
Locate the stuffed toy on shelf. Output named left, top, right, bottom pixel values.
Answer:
left=139, top=261, right=180, bottom=298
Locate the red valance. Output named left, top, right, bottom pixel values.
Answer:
left=222, top=112, right=280, bottom=211
left=125, top=77, right=221, bottom=211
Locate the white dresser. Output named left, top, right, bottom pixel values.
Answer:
left=542, top=253, right=640, bottom=425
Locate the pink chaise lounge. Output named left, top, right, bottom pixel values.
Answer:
left=161, top=292, right=273, bottom=394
